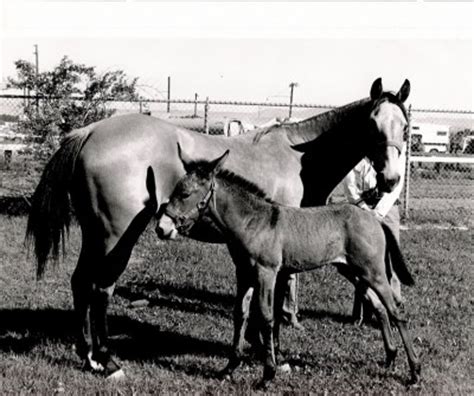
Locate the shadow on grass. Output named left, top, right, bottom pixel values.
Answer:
left=115, top=281, right=234, bottom=319
left=0, top=308, right=228, bottom=367
left=116, top=281, right=358, bottom=327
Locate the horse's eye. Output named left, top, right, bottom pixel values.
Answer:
left=181, top=191, right=191, bottom=198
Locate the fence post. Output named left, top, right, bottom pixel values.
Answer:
left=402, top=105, right=413, bottom=219
left=167, top=76, right=171, bottom=113
left=4, top=150, right=12, bottom=170
left=204, top=97, right=210, bottom=134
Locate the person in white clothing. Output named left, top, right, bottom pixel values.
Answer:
left=343, top=143, right=407, bottom=323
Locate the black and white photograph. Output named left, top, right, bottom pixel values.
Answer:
left=0, top=0, right=472, bottom=393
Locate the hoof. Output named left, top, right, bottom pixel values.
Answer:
left=385, top=349, right=398, bottom=368
left=408, top=363, right=421, bottom=385
left=218, top=358, right=241, bottom=379
left=83, top=352, right=105, bottom=373
left=103, top=357, right=123, bottom=379
left=278, top=363, right=291, bottom=374
left=107, top=368, right=125, bottom=381
left=291, top=321, right=305, bottom=332
left=255, top=379, right=270, bottom=391
left=263, top=365, right=277, bottom=382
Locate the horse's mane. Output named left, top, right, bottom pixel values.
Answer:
left=186, top=160, right=274, bottom=203
left=251, top=99, right=368, bottom=144
left=252, top=94, right=408, bottom=145
left=252, top=124, right=282, bottom=144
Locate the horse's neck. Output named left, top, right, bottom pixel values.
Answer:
left=289, top=99, right=373, bottom=206
left=284, top=99, right=372, bottom=145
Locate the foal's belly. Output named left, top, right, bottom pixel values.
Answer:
left=281, top=229, right=347, bottom=272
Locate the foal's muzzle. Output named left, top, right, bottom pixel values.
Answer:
left=156, top=214, right=178, bottom=240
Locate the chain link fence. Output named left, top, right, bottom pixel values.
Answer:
left=0, top=94, right=472, bottom=226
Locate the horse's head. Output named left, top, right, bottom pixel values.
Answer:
left=366, top=78, right=410, bottom=192
left=156, top=145, right=229, bottom=240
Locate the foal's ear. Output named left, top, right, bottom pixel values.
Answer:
left=177, top=143, right=193, bottom=171
left=210, top=150, right=230, bottom=175
left=397, top=79, right=410, bottom=103
left=370, top=77, right=383, bottom=100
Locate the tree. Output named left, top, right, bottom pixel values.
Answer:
left=8, top=56, right=140, bottom=160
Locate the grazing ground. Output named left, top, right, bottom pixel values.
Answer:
left=0, top=215, right=472, bottom=394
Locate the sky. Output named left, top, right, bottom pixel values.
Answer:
left=1, top=2, right=473, bottom=110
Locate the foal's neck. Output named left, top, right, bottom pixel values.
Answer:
left=210, top=177, right=276, bottom=243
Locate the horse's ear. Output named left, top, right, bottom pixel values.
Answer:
left=177, top=143, right=193, bottom=171
left=370, top=77, right=383, bottom=100
left=397, top=79, right=410, bottom=103
left=210, top=150, right=230, bottom=175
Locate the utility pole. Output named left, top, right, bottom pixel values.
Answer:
left=194, top=93, right=198, bottom=117
left=34, top=44, right=39, bottom=112
left=288, top=82, right=298, bottom=119
left=167, top=76, right=171, bottom=113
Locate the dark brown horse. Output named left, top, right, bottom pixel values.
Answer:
left=159, top=147, right=420, bottom=387
left=26, top=78, right=410, bottom=377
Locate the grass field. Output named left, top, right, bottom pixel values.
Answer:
left=0, top=215, right=472, bottom=394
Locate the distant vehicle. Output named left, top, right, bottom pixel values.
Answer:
left=159, top=115, right=256, bottom=136
left=462, top=136, right=474, bottom=154
left=411, top=123, right=450, bottom=154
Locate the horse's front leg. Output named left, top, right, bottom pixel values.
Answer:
left=255, top=263, right=278, bottom=388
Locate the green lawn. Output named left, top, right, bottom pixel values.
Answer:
left=0, top=216, right=472, bottom=394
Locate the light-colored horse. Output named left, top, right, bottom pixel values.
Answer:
left=26, top=78, right=410, bottom=376
left=159, top=147, right=420, bottom=387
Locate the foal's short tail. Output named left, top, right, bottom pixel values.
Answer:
left=382, top=223, right=415, bottom=286
left=26, top=127, right=92, bottom=279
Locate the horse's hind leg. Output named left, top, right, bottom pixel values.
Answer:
left=85, top=199, right=156, bottom=377
left=82, top=233, right=136, bottom=379
left=71, top=244, right=94, bottom=367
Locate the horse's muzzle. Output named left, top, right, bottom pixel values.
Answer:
left=376, top=172, right=401, bottom=193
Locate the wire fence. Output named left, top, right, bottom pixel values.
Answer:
left=0, top=94, right=472, bottom=227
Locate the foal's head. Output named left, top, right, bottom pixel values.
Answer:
left=366, top=78, right=410, bottom=192
left=157, top=145, right=229, bottom=239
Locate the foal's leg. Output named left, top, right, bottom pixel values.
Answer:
left=365, top=275, right=420, bottom=383
left=255, top=264, right=278, bottom=386
left=337, top=264, right=397, bottom=367
left=221, top=262, right=255, bottom=376
left=226, top=246, right=262, bottom=351
left=274, top=271, right=291, bottom=362
left=364, top=287, right=398, bottom=367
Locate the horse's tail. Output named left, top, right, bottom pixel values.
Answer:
left=382, top=222, right=415, bottom=286
left=26, top=127, right=93, bottom=279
